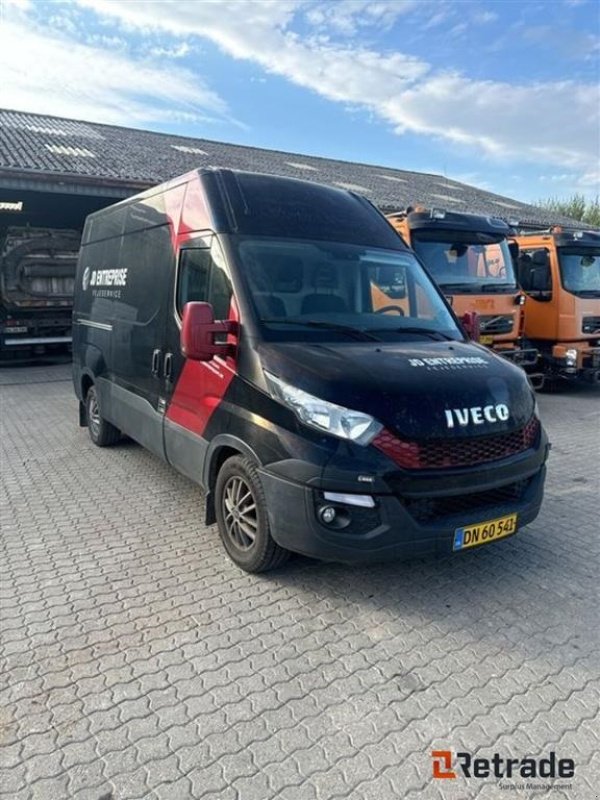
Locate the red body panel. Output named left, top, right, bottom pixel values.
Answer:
left=163, top=175, right=238, bottom=438
left=165, top=356, right=235, bottom=435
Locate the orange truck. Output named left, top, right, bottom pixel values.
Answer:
left=511, top=227, right=600, bottom=384
left=386, top=207, right=542, bottom=384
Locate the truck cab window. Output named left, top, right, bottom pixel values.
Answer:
left=177, top=246, right=233, bottom=321
left=518, top=249, right=552, bottom=300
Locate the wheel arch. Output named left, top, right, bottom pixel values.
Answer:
left=203, top=435, right=262, bottom=525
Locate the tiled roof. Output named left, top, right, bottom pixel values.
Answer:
left=0, top=108, right=582, bottom=228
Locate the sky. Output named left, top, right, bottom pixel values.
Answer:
left=1, top=0, right=598, bottom=204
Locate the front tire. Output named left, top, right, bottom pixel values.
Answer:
left=215, top=456, right=290, bottom=573
left=86, top=385, right=121, bottom=447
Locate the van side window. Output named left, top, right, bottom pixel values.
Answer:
left=177, top=249, right=210, bottom=314
left=177, top=246, right=233, bottom=321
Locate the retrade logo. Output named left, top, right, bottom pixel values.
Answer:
left=82, top=266, right=90, bottom=290
left=431, top=750, right=575, bottom=781
left=432, top=751, right=456, bottom=779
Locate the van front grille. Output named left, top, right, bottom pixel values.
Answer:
left=401, top=479, right=531, bottom=523
left=373, top=416, right=540, bottom=470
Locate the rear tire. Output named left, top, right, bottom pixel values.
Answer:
left=215, top=455, right=290, bottom=573
left=86, top=385, right=121, bottom=447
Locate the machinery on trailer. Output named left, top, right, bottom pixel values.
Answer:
left=0, top=226, right=80, bottom=359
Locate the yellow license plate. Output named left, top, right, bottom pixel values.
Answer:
left=479, top=334, right=494, bottom=345
left=453, top=513, right=518, bottom=551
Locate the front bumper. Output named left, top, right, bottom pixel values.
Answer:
left=2, top=335, right=71, bottom=347
left=549, top=343, right=600, bottom=380
left=495, top=346, right=539, bottom=368
left=1, top=316, right=72, bottom=351
left=259, top=435, right=549, bottom=563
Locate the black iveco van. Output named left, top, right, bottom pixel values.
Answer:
left=73, top=169, right=548, bottom=572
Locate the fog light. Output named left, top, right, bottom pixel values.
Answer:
left=319, top=506, right=337, bottom=524
left=565, top=348, right=578, bottom=366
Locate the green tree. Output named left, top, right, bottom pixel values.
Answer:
left=537, top=193, right=600, bottom=227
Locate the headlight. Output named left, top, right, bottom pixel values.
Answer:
left=565, top=348, right=578, bottom=366
left=265, top=372, right=382, bottom=444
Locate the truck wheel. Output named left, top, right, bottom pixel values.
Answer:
left=86, top=385, right=121, bottom=447
left=215, top=456, right=290, bottom=573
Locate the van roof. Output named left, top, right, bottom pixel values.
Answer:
left=84, top=168, right=406, bottom=249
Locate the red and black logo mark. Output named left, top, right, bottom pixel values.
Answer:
left=432, top=750, right=456, bottom=779
left=432, top=750, right=575, bottom=780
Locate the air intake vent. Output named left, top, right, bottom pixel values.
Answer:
left=373, top=416, right=540, bottom=470
left=479, top=314, right=514, bottom=335
left=582, top=317, right=600, bottom=334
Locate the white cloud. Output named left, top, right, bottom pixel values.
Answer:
left=1, top=0, right=31, bottom=9
left=577, top=168, right=600, bottom=189
left=539, top=173, right=579, bottom=183
left=0, top=19, right=234, bottom=129
left=474, top=10, right=499, bottom=24
left=388, top=75, right=597, bottom=167
left=3, top=0, right=598, bottom=192
left=67, top=0, right=598, bottom=183
left=303, top=0, right=416, bottom=36
left=422, top=9, right=451, bottom=30
left=149, top=42, right=191, bottom=59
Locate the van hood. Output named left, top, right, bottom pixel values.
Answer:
left=258, top=340, right=535, bottom=440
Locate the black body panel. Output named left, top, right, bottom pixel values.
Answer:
left=257, top=340, right=534, bottom=440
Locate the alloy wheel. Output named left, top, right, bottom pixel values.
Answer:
left=88, top=393, right=101, bottom=439
left=222, top=475, right=258, bottom=550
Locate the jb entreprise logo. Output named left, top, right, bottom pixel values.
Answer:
left=432, top=750, right=575, bottom=782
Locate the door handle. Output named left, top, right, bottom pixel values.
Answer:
left=151, top=348, right=161, bottom=376
left=164, top=352, right=173, bottom=382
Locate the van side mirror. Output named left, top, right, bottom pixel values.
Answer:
left=180, top=302, right=237, bottom=361
left=461, top=311, right=481, bottom=341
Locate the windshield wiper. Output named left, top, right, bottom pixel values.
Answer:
left=367, top=325, right=456, bottom=341
left=261, top=318, right=381, bottom=342
left=483, top=283, right=517, bottom=292
left=438, top=283, right=481, bottom=293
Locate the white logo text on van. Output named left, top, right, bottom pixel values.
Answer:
left=445, top=404, right=509, bottom=428
left=86, top=268, right=128, bottom=288
left=409, top=356, right=487, bottom=368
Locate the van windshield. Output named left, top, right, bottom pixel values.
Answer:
left=233, top=236, right=462, bottom=342
left=412, top=234, right=517, bottom=293
left=558, top=248, right=600, bottom=297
